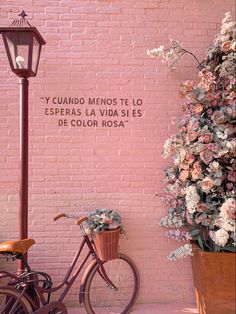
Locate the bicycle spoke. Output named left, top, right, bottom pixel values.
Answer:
left=83, top=254, right=139, bottom=314
left=0, top=295, right=8, bottom=312
left=5, top=298, right=25, bottom=314
left=0, top=288, right=33, bottom=314
left=12, top=303, right=26, bottom=314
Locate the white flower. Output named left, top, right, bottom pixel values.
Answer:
left=220, top=198, right=236, bottom=218
left=200, top=177, right=214, bottom=193
left=174, top=148, right=186, bottom=165
left=209, top=229, right=229, bottom=247
left=162, top=138, right=172, bottom=158
left=167, top=244, right=193, bottom=261
left=147, top=46, right=164, bottom=57
left=209, top=161, right=220, bottom=171
left=215, top=148, right=229, bottom=157
left=215, top=198, right=236, bottom=232
left=226, top=140, right=236, bottom=150
left=222, top=12, right=231, bottom=24
left=160, top=215, right=183, bottom=228
left=216, top=131, right=227, bottom=139
left=185, top=185, right=200, bottom=214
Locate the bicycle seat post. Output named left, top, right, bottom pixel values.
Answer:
left=17, top=255, right=29, bottom=276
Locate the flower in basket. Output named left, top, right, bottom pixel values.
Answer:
left=86, top=209, right=125, bottom=261
left=86, top=208, right=124, bottom=235
left=147, top=12, right=236, bottom=260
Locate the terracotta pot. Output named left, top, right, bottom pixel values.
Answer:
left=191, top=245, right=236, bottom=314
left=92, top=228, right=120, bottom=261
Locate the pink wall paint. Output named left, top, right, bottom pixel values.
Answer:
left=0, top=0, right=235, bottom=306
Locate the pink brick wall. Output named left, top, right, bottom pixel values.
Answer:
left=0, top=0, right=235, bottom=306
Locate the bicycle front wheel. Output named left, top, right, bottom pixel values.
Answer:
left=83, top=254, right=139, bottom=314
left=0, top=287, right=34, bottom=314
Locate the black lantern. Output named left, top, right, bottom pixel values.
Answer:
left=0, top=11, right=46, bottom=78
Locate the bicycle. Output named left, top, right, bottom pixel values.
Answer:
left=0, top=213, right=140, bottom=314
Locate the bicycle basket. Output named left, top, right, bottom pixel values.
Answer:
left=92, top=228, right=120, bottom=261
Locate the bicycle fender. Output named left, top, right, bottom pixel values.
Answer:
left=79, top=259, right=97, bottom=303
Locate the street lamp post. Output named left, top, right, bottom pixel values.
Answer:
left=0, top=11, right=46, bottom=273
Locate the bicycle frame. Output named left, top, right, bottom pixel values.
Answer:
left=0, top=233, right=118, bottom=313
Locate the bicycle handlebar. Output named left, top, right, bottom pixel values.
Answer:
left=75, top=216, right=88, bottom=225
left=53, top=213, right=88, bottom=227
left=53, top=213, right=66, bottom=221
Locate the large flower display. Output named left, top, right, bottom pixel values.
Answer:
left=148, top=13, right=236, bottom=260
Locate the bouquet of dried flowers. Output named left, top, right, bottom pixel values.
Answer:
left=148, top=12, right=236, bottom=260
left=87, top=208, right=124, bottom=234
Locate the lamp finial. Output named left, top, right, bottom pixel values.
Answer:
left=19, top=11, right=28, bottom=19
left=11, top=11, right=31, bottom=27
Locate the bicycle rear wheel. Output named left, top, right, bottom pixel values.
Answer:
left=83, top=254, right=139, bottom=314
left=0, top=287, right=34, bottom=314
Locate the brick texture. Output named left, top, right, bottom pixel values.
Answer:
left=0, top=0, right=235, bottom=306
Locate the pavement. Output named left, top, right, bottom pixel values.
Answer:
left=67, top=303, right=199, bottom=313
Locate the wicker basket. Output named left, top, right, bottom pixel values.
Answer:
left=92, top=228, right=120, bottom=261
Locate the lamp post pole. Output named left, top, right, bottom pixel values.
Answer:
left=19, top=77, right=29, bottom=273
left=19, top=77, right=29, bottom=240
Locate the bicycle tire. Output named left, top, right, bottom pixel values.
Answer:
left=0, top=287, right=34, bottom=314
left=83, top=253, right=139, bottom=314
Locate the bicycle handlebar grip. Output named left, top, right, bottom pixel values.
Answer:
left=53, top=213, right=66, bottom=221
left=76, top=216, right=88, bottom=225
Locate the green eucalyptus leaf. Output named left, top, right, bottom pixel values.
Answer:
left=197, top=236, right=204, bottom=250
left=222, top=246, right=236, bottom=253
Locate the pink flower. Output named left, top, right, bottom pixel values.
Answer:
left=212, top=111, right=226, bottom=124
left=206, top=93, right=214, bottom=101
left=226, top=107, right=236, bottom=119
left=187, top=120, right=199, bottom=140
left=207, top=143, right=219, bottom=152
left=191, top=168, right=202, bottom=180
left=226, top=91, right=236, bottom=104
left=188, top=131, right=198, bottom=141
left=101, top=214, right=112, bottom=224
left=228, top=91, right=235, bottom=99
left=227, top=171, right=236, bottom=183
left=211, top=100, right=219, bottom=107
left=228, top=75, right=236, bottom=85
left=192, top=103, right=204, bottom=114
left=186, top=212, right=194, bottom=225
left=178, top=91, right=186, bottom=98
left=221, top=41, right=231, bottom=52
left=200, top=150, right=214, bottom=164
left=193, top=161, right=202, bottom=170
left=226, top=183, right=234, bottom=190
left=109, top=222, right=120, bottom=229
left=201, top=177, right=214, bottom=193
left=199, top=133, right=213, bottom=144
left=197, top=203, right=207, bottom=212
left=179, top=170, right=189, bottom=182
left=224, top=199, right=236, bottom=220
left=214, top=92, right=221, bottom=100
left=195, top=215, right=208, bottom=224
left=183, top=80, right=194, bottom=92
left=185, top=152, right=195, bottom=164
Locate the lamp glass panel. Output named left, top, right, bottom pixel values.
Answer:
left=5, top=31, right=31, bottom=70
left=32, top=35, right=40, bottom=73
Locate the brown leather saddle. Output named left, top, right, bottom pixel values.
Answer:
left=0, top=238, right=35, bottom=255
